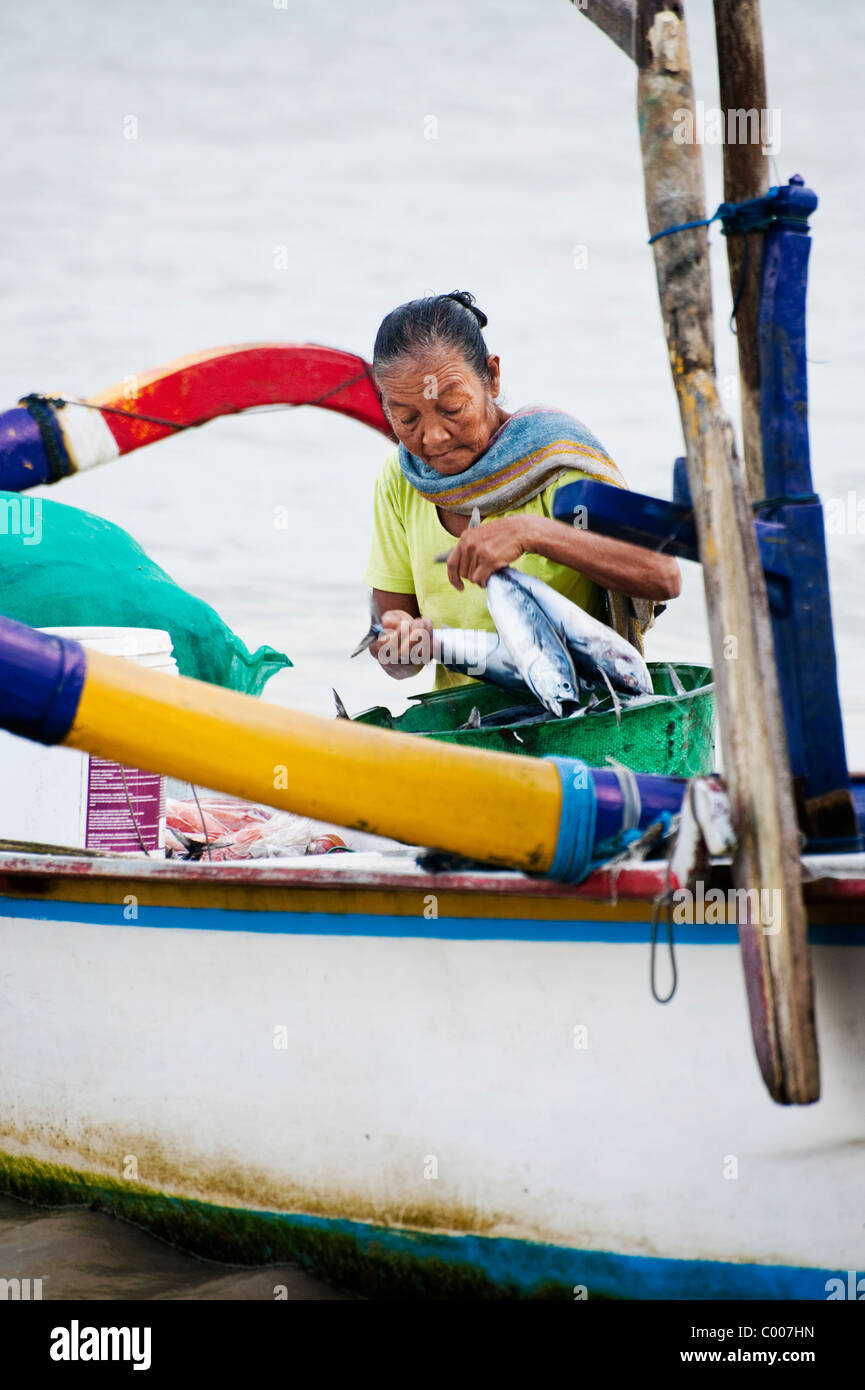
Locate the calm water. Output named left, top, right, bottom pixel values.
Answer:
left=1, top=0, right=863, bottom=1297
left=2, top=0, right=864, bottom=751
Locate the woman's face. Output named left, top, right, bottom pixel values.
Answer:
left=377, top=348, right=503, bottom=474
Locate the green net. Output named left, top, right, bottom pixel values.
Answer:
left=353, top=663, right=715, bottom=778
left=0, top=492, right=291, bottom=694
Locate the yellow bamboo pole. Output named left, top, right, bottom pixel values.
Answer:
left=70, top=649, right=563, bottom=872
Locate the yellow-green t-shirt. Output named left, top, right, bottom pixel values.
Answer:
left=362, top=450, right=606, bottom=689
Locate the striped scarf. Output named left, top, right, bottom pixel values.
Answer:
left=398, top=405, right=626, bottom=515
left=399, top=404, right=660, bottom=653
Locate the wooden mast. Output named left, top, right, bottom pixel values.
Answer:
left=577, top=0, right=819, bottom=1104
left=713, top=0, right=770, bottom=499
left=579, top=0, right=636, bottom=59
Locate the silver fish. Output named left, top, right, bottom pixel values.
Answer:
left=598, top=666, right=623, bottom=729
left=501, top=568, right=653, bottom=696
left=572, top=690, right=600, bottom=718
left=666, top=662, right=686, bottom=697
left=428, top=507, right=577, bottom=715
left=351, top=595, right=529, bottom=695
left=332, top=688, right=350, bottom=720
left=432, top=625, right=530, bottom=693
left=485, top=569, right=579, bottom=717
left=459, top=705, right=482, bottom=731
left=614, top=692, right=667, bottom=711
left=473, top=702, right=551, bottom=729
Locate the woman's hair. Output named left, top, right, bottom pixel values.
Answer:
left=373, top=290, right=491, bottom=383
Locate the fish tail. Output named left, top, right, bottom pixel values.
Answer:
left=350, top=592, right=385, bottom=658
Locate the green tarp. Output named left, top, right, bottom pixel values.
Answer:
left=0, top=492, right=291, bottom=694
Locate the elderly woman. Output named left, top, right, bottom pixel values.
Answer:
left=364, top=290, right=680, bottom=687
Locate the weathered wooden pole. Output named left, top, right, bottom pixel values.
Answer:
left=579, top=0, right=818, bottom=1104
left=638, top=0, right=817, bottom=1105
left=713, top=0, right=770, bottom=499
left=574, top=0, right=636, bottom=59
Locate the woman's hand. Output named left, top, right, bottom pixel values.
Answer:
left=445, top=516, right=528, bottom=591
left=370, top=609, right=434, bottom=680
left=446, top=515, right=681, bottom=602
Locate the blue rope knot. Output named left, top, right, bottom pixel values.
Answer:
left=648, top=188, right=786, bottom=330
left=647, top=187, right=782, bottom=245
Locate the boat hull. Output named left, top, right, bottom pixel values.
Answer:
left=1, top=852, right=864, bottom=1299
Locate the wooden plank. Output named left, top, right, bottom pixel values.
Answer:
left=635, top=0, right=819, bottom=1104
left=574, top=0, right=636, bottom=61
left=577, top=0, right=769, bottom=497
left=713, top=0, right=770, bottom=498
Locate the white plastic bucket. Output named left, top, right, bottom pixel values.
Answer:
left=0, top=627, right=178, bottom=856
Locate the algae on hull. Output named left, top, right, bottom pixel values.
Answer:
left=0, top=1153, right=578, bottom=1301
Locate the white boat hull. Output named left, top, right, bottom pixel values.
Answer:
left=1, top=851, right=863, bottom=1297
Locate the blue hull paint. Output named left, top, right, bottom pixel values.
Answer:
left=195, top=1202, right=840, bottom=1300
left=1, top=895, right=863, bottom=945
left=290, top=1215, right=835, bottom=1299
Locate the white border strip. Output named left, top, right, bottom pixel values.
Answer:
left=55, top=401, right=120, bottom=472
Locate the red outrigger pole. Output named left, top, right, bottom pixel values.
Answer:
left=0, top=343, right=394, bottom=490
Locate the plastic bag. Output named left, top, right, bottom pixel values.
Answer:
left=166, top=797, right=348, bottom=860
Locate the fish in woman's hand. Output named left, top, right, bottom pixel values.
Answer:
left=435, top=508, right=648, bottom=703
left=484, top=568, right=579, bottom=717
left=460, top=503, right=579, bottom=716
left=353, top=509, right=648, bottom=714
left=350, top=594, right=530, bottom=695
left=431, top=626, right=529, bottom=693
left=501, top=568, right=653, bottom=696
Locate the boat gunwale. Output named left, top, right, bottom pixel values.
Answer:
left=0, top=848, right=863, bottom=903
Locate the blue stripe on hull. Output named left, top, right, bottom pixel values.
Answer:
left=268, top=1210, right=837, bottom=1300
left=0, top=896, right=863, bottom=944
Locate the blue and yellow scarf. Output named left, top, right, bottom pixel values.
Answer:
left=398, top=405, right=626, bottom=515
left=399, top=405, right=658, bottom=652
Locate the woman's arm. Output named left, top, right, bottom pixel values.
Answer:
left=369, top=589, right=434, bottom=680
left=444, top=515, right=681, bottom=601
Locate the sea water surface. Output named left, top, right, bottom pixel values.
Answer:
left=0, top=0, right=863, bottom=1297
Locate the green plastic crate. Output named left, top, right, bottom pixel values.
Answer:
left=352, top=663, right=715, bottom=778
